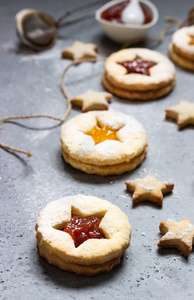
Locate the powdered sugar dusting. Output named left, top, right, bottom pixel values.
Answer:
left=61, top=111, right=147, bottom=165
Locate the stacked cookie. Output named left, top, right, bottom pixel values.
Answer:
left=169, top=25, right=194, bottom=71
left=103, top=48, right=176, bottom=100
left=36, top=195, right=131, bottom=276
left=60, top=111, right=148, bottom=176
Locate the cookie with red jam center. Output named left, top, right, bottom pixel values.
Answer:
left=35, top=195, right=131, bottom=276
left=103, top=48, right=176, bottom=100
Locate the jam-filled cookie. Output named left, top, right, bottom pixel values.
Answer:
left=169, top=26, right=194, bottom=71
left=60, top=111, right=147, bottom=175
left=102, top=48, right=176, bottom=100
left=35, top=195, right=131, bottom=276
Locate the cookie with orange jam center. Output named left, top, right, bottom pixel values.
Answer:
left=85, top=125, right=119, bottom=145
left=189, top=34, right=194, bottom=45
left=169, top=26, right=194, bottom=71
left=60, top=111, right=147, bottom=175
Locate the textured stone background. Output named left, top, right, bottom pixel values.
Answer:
left=0, top=0, right=194, bottom=299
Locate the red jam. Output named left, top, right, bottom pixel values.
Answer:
left=63, top=216, right=105, bottom=248
left=117, top=56, right=156, bottom=76
left=101, top=1, right=153, bottom=24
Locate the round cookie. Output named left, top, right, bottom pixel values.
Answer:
left=102, top=73, right=175, bottom=101
left=169, top=26, right=194, bottom=71
left=60, top=111, right=148, bottom=175
left=61, top=146, right=147, bottom=176
left=103, top=48, right=176, bottom=100
left=35, top=194, right=131, bottom=276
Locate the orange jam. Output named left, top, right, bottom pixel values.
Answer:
left=85, top=125, right=119, bottom=145
left=63, top=216, right=105, bottom=248
left=189, top=35, right=194, bottom=45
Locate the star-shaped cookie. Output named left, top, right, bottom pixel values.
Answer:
left=125, top=173, right=174, bottom=205
left=165, top=100, right=194, bottom=129
left=71, top=90, right=112, bottom=112
left=62, top=41, right=97, bottom=61
left=157, top=219, right=194, bottom=257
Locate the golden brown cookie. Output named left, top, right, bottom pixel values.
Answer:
left=60, top=111, right=148, bottom=175
left=169, top=26, right=194, bottom=71
left=165, top=100, right=194, bottom=128
left=62, top=40, right=97, bottom=61
left=102, top=73, right=175, bottom=101
left=157, top=219, right=194, bottom=257
left=103, top=48, right=176, bottom=100
left=61, top=146, right=147, bottom=176
left=71, top=90, right=112, bottom=112
left=125, top=173, right=174, bottom=205
left=35, top=195, right=131, bottom=275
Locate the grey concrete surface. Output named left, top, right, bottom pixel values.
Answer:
left=0, top=0, right=194, bottom=299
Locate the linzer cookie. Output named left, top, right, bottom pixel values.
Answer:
left=102, top=48, right=176, bottom=100
left=157, top=219, right=194, bottom=257
left=169, top=26, right=194, bottom=71
left=60, top=111, right=147, bottom=175
left=35, top=194, right=131, bottom=276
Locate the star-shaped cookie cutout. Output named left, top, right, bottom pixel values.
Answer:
left=62, top=41, right=97, bottom=61
left=165, top=100, right=194, bottom=129
left=117, top=56, right=156, bottom=76
left=125, top=173, right=174, bottom=206
left=157, top=219, right=194, bottom=257
left=71, top=90, right=112, bottom=112
left=188, top=34, right=194, bottom=45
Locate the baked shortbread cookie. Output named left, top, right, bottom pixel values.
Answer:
left=103, top=48, right=176, bottom=100
left=165, top=100, right=194, bottom=128
left=35, top=194, right=131, bottom=275
left=60, top=111, right=148, bottom=175
left=62, top=40, right=97, bottom=61
left=157, top=219, right=194, bottom=257
left=71, top=90, right=112, bottom=112
left=125, top=173, right=174, bottom=205
left=169, top=26, right=194, bottom=71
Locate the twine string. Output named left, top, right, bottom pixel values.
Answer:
left=0, top=57, right=100, bottom=156
left=1, top=6, right=193, bottom=157
left=123, top=7, right=194, bottom=49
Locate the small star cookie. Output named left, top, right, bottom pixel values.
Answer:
left=125, top=173, right=174, bottom=206
left=62, top=41, right=97, bottom=61
left=165, top=100, right=194, bottom=128
left=157, top=219, right=194, bottom=257
left=71, top=90, right=112, bottom=112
